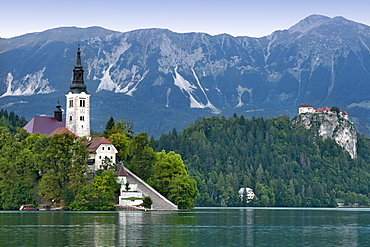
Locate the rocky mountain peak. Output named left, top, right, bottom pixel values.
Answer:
left=288, top=14, right=331, bottom=34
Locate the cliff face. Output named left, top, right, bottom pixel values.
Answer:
left=292, top=113, right=357, bottom=159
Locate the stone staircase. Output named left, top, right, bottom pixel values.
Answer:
left=124, top=167, right=178, bottom=211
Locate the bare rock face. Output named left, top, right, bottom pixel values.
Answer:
left=293, top=113, right=357, bottom=159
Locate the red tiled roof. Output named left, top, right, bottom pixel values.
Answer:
left=299, top=104, right=314, bottom=108
left=316, top=106, right=331, bottom=112
left=23, top=116, right=66, bottom=135
left=50, top=127, right=77, bottom=137
left=86, top=137, right=113, bottom=153
left=118, top=165, right=128, bottom=177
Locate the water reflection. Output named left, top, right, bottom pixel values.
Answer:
left=117, top=212, right=144, bottom=246
left=0, top=208, right=370, bottom=246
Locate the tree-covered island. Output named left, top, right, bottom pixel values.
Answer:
left=0, top=111, right=197, bottom=210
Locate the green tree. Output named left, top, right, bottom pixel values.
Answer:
left=345, top=192, right=358, bottom=206
left=0, top=130, right=39, bottom=209
left=109, top=133, right=130, bottom=161
left=90, top=170, right=120, bottom=210
left=168, top=175, right=198, bottom=209
left=70, top=170, right=120, bottom=211
left=142, top=196, right=153, bottom=208
left=38, top=133, right=89, bottom=204
left=115, top=119, right=134, bottom=138
left=152, top=150, right=198, bottom=209
left=105, top=117, right=115, bottom=132
left=330, top=106, right=341, bottom=114
left=128, top=132, right=156, bottom=181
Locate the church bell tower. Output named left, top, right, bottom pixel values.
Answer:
left=65, top=45, right=90, bottom=138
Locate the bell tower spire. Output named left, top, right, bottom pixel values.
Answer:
left=65, top=45, right=91, bottom=138
left=70, top=44, right=87, bottom=94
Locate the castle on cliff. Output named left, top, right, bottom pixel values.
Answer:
left=298, top=104, right=348, bottom=120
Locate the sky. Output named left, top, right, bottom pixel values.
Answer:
left=1, top=0, right=370, bottom=39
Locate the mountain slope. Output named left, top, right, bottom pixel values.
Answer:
left=2, top=15, right=370, bottom=137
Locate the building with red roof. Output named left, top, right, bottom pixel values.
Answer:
left=298, top=104, right=316, bottom=114
left=86, top=137, right=117, bottom=171
left=316, top=106, right=331, bottom=113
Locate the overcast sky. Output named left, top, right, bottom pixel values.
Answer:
left=1, top=0, right=370, bottom=39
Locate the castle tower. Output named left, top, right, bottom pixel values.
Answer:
left=65, top=45, right=90, bottom=138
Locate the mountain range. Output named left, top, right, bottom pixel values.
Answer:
left=1, top=14, right=370, bottom=137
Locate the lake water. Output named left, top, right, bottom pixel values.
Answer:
left=1, top=207, right=370, bottom=246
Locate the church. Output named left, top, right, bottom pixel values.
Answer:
left=24, top=45, right=117, bottom=171
left=23, top=46, right=178, bottom=210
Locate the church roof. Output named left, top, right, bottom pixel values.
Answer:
left=23, top=116, right=66, bottom=135
left=86, top=137, right=113, bottom=153
left=50, top=127, right=77, bottom=136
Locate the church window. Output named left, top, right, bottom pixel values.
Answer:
left=99, top=156, right=101, bottom=159
left=80, top=99, right=85, bottom=107
left=102, top=147, right=105, bottom=150
left=108, top=147, right=111, bottom=151
left=80, top=116, right=84, bottom=121
left=69, top=116, right=72, bottom=121
left=69, top=100, right=73, bottom=107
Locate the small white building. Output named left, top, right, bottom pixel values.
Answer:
left=238, top=187, right=255, bottom=202
left=298, top=104, right=316, bottom=114
left=117, top=165, right=145, bottom=207
left=87, top=137, right=118, bottom=171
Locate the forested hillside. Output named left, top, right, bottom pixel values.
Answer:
left=156, top=115, right=370, bottom=207
left=0, top=110, right=27, bottom=133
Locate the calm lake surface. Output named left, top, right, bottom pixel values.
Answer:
left=1, top=207, right=370, bottom=246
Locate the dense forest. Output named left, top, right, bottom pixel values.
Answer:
left=0, top=110, right=27, bottom=133
left=156, top=114, right=370, bottom=207
left=0, top=113, right=197, bottom=210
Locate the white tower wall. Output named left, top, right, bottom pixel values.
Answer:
left=65, top=91, right=90, bottom=138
